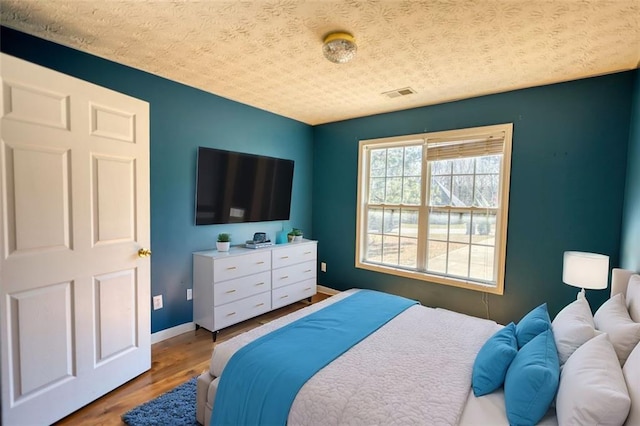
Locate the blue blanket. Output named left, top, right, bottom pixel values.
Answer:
left=211, top=290, right=417, bottom=426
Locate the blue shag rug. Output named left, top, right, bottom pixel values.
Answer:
left=122, top=377, right=199, bottom=426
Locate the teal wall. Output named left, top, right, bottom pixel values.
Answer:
left=1, top=27, right=314, bottom=333
left=621, top=70, right=640, bottom=271
left=313, top=73, right=634, bottom=325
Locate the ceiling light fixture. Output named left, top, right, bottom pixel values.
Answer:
left=322, top=32, right=357, bottom=64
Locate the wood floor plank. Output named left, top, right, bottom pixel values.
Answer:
left=54, top=294, right=329, bottom=425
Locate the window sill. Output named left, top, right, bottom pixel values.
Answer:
left=355, top=261, right=504, bottom=295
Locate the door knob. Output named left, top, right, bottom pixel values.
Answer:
left=138, top=248, right=152, bottom=258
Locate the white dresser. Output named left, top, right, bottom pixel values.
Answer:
left=193, top=240, right=317, bottom=339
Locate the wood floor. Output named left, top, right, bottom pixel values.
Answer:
left=55, top=293, right=330, bottom=426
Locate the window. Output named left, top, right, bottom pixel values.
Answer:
left=356, top=123, right=513, bottom=294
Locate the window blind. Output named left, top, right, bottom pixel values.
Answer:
left=426, top=132, right=505, bottom=161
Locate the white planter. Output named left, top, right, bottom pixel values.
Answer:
left=216, top=241, right=230, bottom=252
left=294, top=235, right=303, bottom=242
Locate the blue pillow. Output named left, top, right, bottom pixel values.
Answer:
left=472, top=322, right=518, bottom=396
left=516, top=303, right=551, bottom=348
left=504, top=329, right=560, bottom=426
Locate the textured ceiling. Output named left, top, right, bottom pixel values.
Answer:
left=1, top=0, right=639, bottom=125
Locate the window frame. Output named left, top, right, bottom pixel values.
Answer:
left=355, top=123, right=513, bottom=295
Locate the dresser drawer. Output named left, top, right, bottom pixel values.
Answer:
left=213, top=271, right=271, bottom=306
left=272, top=260, right=316, bottom=289
left=213, top=291, right=271, bottom=331
left=272, top=243, right=317, bottom=269
left=272, top=279, right=316, bottom=310
left=214, top=251, right=271, bottom=282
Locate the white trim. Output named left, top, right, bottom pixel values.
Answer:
left=151, top=322, right=196, bottom=344
left=317, top=285, right=340, bottom=295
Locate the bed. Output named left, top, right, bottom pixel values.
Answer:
left=196, top=268, right=640, bottom=425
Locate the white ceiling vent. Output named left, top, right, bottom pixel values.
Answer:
left=382, top=87, right=417, bottom=99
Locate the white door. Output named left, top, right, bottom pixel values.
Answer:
left=0, top=54, right=151, bottom=425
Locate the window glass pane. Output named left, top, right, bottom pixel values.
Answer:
left=428, top=211, right=448, bottom=241
left=402, top=176, right=421, bottom=205
left=453, top=158, right=474, bottom=174
left=369, top=177, right=385, bottom=204
left=387, top=148, right=403, bottom=177
left=429, top=175, right=451, bottom=206
left=370, top=149, right=386, bottom=177
left=447, top=242, right=469, bottom=277
left=385, top=177, right=402, bottom=204
left=474, top=174, right=499, bottom=207
left=426, top=240, right=447, bottom=273
left=400, top=210, right=418, bottom=237
left=382, top=235, right=400, bottom=265
left=470, top=245, right=495, bottom=281
left=452, top=175, right=473, bottom=206
left=365, top=234, right=382, bottom=263
left=471, top=211, right=496, bottom=245
left=476, top=155, right=501, bottom=174
left=399, top=237, right=417, bottom=268
left=367, top=208, right=383, bottom=233
left=383, top=208, right=400, bottom=235
left=404, top=146, right=422, bottom=176
left=431, top=159, right=452, bottom=175
left=449, top=212, right=471, bottom=243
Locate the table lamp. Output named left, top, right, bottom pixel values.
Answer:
left=562, top=251, right=609, bottom=295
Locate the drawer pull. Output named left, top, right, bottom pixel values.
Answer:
left=256, top=302, right=265, bottom=307
left=226, top=266, right=237, bottom=270
left=256, top=282, right=265, bottom=286
left=304, top=269, right=312, bottom=273
left=281, top=256, right=289, bottom=259
left=304, top=287, right=311, bottom=291
left=225, top=289, right=236, bottom=294
left=257, top=261, right=265, bottom=265
left=280, top=295, right=289, bottom=299
left=226, top=312, right=236, bottom=317
left=281, top=275, right=289, bottom=279
left=304, top=251, right=312, bottom=254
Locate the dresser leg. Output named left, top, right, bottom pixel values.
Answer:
left=212, top=330, right=218, bottom=342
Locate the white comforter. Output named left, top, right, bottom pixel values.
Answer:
left=211, top=290, right=500, bottom=425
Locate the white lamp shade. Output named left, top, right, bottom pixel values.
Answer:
left=562, top=251, right=609, bottom=290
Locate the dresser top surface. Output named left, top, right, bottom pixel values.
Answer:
left=194, top=239, right=316, bottom=259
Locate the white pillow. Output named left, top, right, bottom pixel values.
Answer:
left=626, top=274, right=640, bottom=323
left=622, top=343, right=640, bottom=426
left=552, top=292, right=596, bottom=365
left=556, top=333, right=631, bottom=426
left=594, top=293, right=640, bottom=366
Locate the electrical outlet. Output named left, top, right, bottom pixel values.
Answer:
left=153, top=295, right=163, bottom=310
left=187, top=288, right=193, bottom=300
left=321, top=262, right=327, bottom=273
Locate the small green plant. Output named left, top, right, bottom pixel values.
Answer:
left=291, top=228, right=303, bottom=236
left=217, top=233, right=231, bottom=243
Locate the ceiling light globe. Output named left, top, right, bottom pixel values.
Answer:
left=323, top=32, right=357, bottom=64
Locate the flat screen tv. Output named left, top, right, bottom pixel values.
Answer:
left=195, top=147, right=294, bottom=225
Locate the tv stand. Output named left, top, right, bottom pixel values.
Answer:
left=192, top=240, right=317, bottom=339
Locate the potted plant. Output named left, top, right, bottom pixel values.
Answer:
left=288, top=228, right=303, bottom=242
left=216, top=233, right=231, bottom=252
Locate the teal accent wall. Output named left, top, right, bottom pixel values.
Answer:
left=313, top=73, right=634, bottom=324
left=621, top=70, right=640, bottom=271
left=1, top=27, right=314, bottom=333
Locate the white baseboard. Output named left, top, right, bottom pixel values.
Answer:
left=317, top=285, right=340, bottom=295
left=151, top=322, right=196, bottom=344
